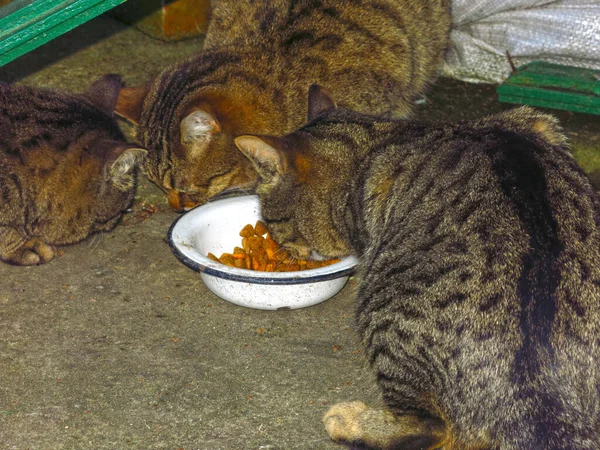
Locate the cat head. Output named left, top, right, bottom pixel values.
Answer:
left=66, top=140, right=147, bottom=236
left=234, top=85, right=354, bottom=259
left=30, top=75, right=148, bottom=241
left=115, top=81, right=261, bottom=211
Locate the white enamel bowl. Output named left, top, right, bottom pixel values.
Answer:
left=167, top=195, right=358, bottom=310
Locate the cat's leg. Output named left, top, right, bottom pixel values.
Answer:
left=0, top=227, right=55, bottom=265
left=323, top=401, right=447, bottom=450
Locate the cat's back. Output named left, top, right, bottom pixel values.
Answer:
left=0, top=81, right=125, bottom=186
left=370, top=106, right=600, bottom=329
left=358, top=107, right=600, bottom=448
left=0, top=83, right=122, bottom=153
left=206, top=0, right=450, bottom=50
left=201, top=0, right=451, bottom=116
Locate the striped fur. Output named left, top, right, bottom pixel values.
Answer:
left=0, top=75, right=146, bottom=266
left=235, top=90, right=600, bottom=449
left=115, top=0, right=451, bottom=210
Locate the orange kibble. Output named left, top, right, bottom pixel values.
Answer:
left=264, top=234, right=279, bottom=251
left=209, top=223, right=342, bottom=273
left=265, top=247, right=276, bottom=260
left=251, top=246, right=266, bottom=260
left=220, top=253, right=236, bottom=267
left=286, top=263, right=301, bottom=272
left=232, top=246, right=247, bottom=259
left=306, top=260, right=320, bottom=269
left=240, top=224, right=255, bottom=237
left=255, top=257, right=267, bottom=272
left=241, top=237, right=251, bottom=253
left=254, top=220, right=269, bottom=236
left=247, top=235, right=264, bottom=250
left=251, top=257, right=260, bottom=271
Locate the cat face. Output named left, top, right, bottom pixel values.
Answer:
left=64, top=139, right=146, bottom=239
left=115, top=85, right=262, bottom=211
left=234, top=86, right=352, bottom=259
left=168, top=107, right=257, bottom=210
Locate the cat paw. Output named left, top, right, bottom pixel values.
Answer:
left=9, top=240, right=56, bottom=265
left=29, top=240, right=55, bottom=263
left=323, top=400, right=368, bottom=443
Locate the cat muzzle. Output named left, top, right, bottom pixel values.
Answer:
left=167, top=190, right=199, bottom=212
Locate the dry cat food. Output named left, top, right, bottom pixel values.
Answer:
left=207, top=221, right=341, bottom=272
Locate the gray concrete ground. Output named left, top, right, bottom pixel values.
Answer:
left=1, top=12, right=600, bottom=450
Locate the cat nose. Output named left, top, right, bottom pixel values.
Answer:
left=167, top=190, right=185, bottom=212
left=167, top=190, right=200, bottom=212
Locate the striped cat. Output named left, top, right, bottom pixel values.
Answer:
left=115, top=0, right=451, bottom=210
left=234, top=86, right=600, bottom=449
left=0, top=75, right=147, bottom=266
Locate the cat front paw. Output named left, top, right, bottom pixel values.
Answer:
left=323, top=400, right=368, bottom=443
left=8, top=240, right=56, bottom=265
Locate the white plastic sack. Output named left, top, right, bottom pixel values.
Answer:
left=443, top=0, right=600, bottom=83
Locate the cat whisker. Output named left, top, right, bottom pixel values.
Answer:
left=88, top=231, right=104, bottom=250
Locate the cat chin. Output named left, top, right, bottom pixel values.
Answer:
left=310, top=251, right=329, bottom=261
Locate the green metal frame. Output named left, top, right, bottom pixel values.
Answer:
left=0, top=0, right=128, bottom=67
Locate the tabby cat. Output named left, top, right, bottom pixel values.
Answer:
left=115, top=0, right=451, bottom=210
left=234, top=86, right=600, bottom=449
left=0, top=75, right=147, bottom=266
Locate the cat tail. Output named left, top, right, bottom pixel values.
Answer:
left=487, top=106, right=568, bottom=148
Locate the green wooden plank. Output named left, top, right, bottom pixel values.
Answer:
left=497, top=85, right=600, bottom=108
left=498, top=94, right=600, bottom=116
left=0, top=0, right=128, bottom=67
left=505, top=61, right=600, bottom=96
left=497, top=61, right=600, bottom=115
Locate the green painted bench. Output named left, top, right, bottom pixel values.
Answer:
left=0, top=0, right=128, bottom=67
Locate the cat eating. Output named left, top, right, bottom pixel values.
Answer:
left=234, top=86, right=600, bottom=449
left=0, top=75, right=147, bottom=266
left=115, top=0, right=451, bottom=210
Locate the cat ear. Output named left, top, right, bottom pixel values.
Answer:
left=180, top=109, right=221, bottom=146
left=234, top=135, right=287, bottom=177
left=115, top=84, right=150, bottom=125
left=85, top=74, right=123, bottom=115
left=110, top=146, right=147, bottom=177
left=307, top=84, right=336, bottom=121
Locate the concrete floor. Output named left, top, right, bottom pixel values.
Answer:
left=1, top=12, right=600, bottom=450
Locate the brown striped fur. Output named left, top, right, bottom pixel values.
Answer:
left=234, top=86, right=600, bottom=449
left=0, top=75, right=146, bottom=266
left=115, top=0, right=451, bottom=210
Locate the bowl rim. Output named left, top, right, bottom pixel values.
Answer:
left=167, top=195, right=358, bottom=285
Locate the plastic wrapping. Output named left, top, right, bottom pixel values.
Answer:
left=443, top=0, right=600, bottom=83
